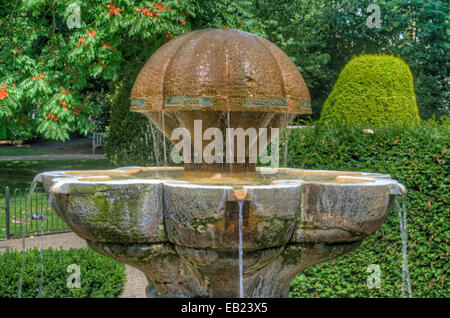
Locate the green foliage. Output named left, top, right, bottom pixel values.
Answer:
left=286, top=119, right=449, bottom=297
left=1, top=0, right=447, bottom=141
left=0, top=0, right=265, bottom=142
left=320, top=54, right=420, bottom=127
left=0, top=247, right=126, bottom=298
left=255, top=0, right=333, bottom=116
left=254, top=0, right=449, bottom=119
left=104, top=73, right=171, bottom=167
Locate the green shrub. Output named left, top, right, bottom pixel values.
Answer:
left=320, top=54, right=421, bottom=127
left=286, top=118, right=449, bottom=297
left=0, top=248, right=126, bottom=298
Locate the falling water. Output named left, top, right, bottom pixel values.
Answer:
left=17, top=180, right=38, bottom=297
left=238, top=199, right=244, bottom=298
left=36, top=192, right=53, bottom=297
left=395, top=195, right=412, bottom=298
left=161, top=112, right=168, bottom=175
left=227, top=111, right=232, bottom=174
left=283, top=113, right=289, bottom=168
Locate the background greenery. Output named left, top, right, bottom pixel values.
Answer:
left=0, top=0, right=448, bottom=141
left=286, top=119, right=449, bottom=298
left=0, top=247, right=126, bottom=298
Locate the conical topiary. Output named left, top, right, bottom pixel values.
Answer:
left=320, top=54, right=420, bottom=127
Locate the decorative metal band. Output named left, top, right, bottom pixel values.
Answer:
left=244, top=98, right=286, bottom=107
left=130, top=98, right=147, bottom=107
left=301, top=101, right=312, bottom=109
left=166, top=96, right=212, bottom=107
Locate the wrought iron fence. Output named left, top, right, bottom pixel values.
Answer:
left=1, top=186, right=71, bottom=240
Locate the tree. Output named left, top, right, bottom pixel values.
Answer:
left=0, top=0, right=263, bottom=141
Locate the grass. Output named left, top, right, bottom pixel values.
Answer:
left=0, top=159, right=117, bottom=193
left=0, top=159, right=118, bottom=239
left=0, top=146, right=58, bottom=157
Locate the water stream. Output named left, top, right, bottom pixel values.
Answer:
left=238, top=199, right=244, bottom=298
left=227, top=111, right=233, bottom=174
left=161, top=111, right=168, bottom=176
left=17, top=180, right=38, bottom=297
left=283, top=113, right=289, bottom=168
left=36, top=192, right=52, bottom=297
left=395, top=194, right=412, bottom=298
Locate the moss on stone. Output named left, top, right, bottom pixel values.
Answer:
left=281, top=244, right=304, bottom=266
left=190, top=216, right=220, bottom=230
left=255, top=214, right=296, bottom=246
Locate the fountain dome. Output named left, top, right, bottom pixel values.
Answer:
left=130, top=29, right=311, bottom=173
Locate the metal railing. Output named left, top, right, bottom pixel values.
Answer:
left=1, top=186, right=71, bottom=240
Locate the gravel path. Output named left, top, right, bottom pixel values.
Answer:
left=0, top=232, right=146, bottom=298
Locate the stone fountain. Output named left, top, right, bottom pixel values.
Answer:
left=35, top=29, right=406, bottom=298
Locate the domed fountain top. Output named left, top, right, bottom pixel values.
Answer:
left=129, top=29, right=312, bottom=173
left=130, top=28, right=311, bottom=113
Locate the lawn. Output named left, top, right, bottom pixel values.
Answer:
left=0, top=146, right=58, bottom=157
left=0, top=159, right=118, bottom=239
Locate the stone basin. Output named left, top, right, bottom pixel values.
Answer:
left=35, top=167, right=405, bottom=297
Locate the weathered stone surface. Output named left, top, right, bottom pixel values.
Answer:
left=87, top=240, right=360, bottom=298
left=52, top=183, right=166, bottom=244
left=87, top=240, right=208, bottom=297
left=291, top=183, right=393, bottom=243
left=164, top=184, right=300, bottom=250
left=39, top=167, right=401, bottom=298
left=243, top=242, right=361, bottom=297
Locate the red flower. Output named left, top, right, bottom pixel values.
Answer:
left=180, top=19, right=186, bottom=25
left=47, top=113, right=59, bottom=121
left=106, top=5, right=124, bottom=15
left=102, top=43, right=113, bottom=49
left=0, top=84, right=8, bottom=100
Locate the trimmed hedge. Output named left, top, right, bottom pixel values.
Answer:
left=320, top=54, right=421, bottom=127
left=286, top=119, right=449, bottom=297
left=0, top=248, right=126, bottom=298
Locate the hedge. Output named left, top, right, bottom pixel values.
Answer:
left=0, top=248, right=126, bottom=298
left=320, top=54, right=421, bottom=127
left=286, top=119, right=449, bottom=297
left=104, top=71, right=173, bottom=167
